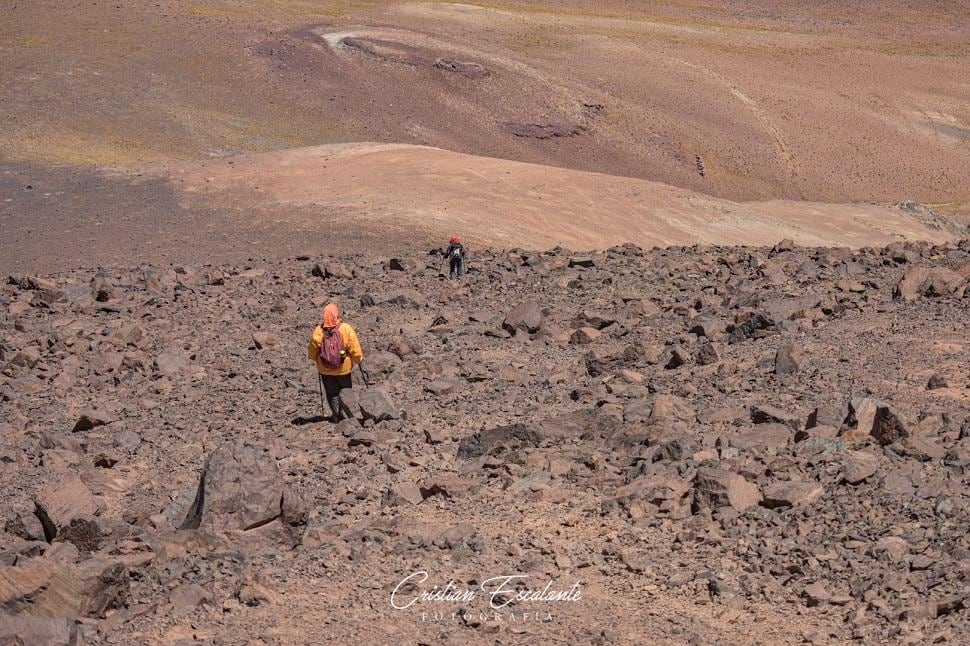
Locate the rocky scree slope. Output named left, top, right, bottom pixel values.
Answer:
left=0, top=240, right=969, bottom=644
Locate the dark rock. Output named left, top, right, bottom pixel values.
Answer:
left=664, top=346, right=690, bottom=369
left=751, top=404, right=802, bottom=430
left=926, top=373, right=948, bottom=390
left=180, top=441, right=289, bottom=533
left=72, top=409, right=117, bottom=432
left=570, top=327, right=601, bottom=345
left=457, top=424, right=540, bottom=459
left=502, top=300, right=544, bottom=334
left=356, top=389, right=402, bottom=422
left=695, top=343, right=720, bottom=365
left=433, top=58, right=488, bottom=79
left=871, top=405, right=909, bottom=446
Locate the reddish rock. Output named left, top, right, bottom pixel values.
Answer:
left=760, top=481, right=825, bottom=509
left=693, top=468, right=762, bottom=513
left=34, top=475, right=101, bottom=542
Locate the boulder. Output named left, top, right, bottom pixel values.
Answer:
left=575, top=309, right=617, bottom=330
left=840, top=397, right=880, bottom=441
left=650, top=395, right=696, bottom=425
left=356, top=389, right=402, bottom=422
left=841, top=450, right=879, bottom=484
left=365, top=350, right=403, bottom=376
left=688, top=317, right=725, bottom=340
left=383, top=481, right=424, bottom=506
left=569, top=327, right=601, bottom=345
left=457, top=424, right=540, bottom=459
left=926, top=373, right=948, bottom=390
left=896, top=435, right=945, bottom=461
left=774, top=343, right=805, bottom=375
left=112, top=430, right=142, bottom=450
left=807, top=403, right=848, bottom=430
left=168, top=582, right=211, bottom=611
left=0, top=615, right=78, bottom=646
left=751, top=404, right=802, bottom=431
left=568, top=256, right=595, bottom=268
left=252, top=332, right=279, bottom=349
left=605, top=476, right=692, bottom=517
left=729, top=423, right=793, bottom=454
left=0, top=557, right=128, bottom=619
left=628, top=299, right=661, bottom=318
left=5, top=511, right=46, bottom=542
left=425, top=378, right=460, bottom=396
left=802, top=582, right=831, bottom=607
left=312, top=262, right=353, bottom=279
left=583, top=345, right=642, bottom=377
left=180, top=441, right=286, bottom=532
left=695, top=343, right=720, bottom=365
left=154, top=352, right=191, bottom=375
left=34, top=475, right=101, bottom=542
left=502, top=300, right=544, bottom=335
left=693, top=468, right=762, bottom=513
left=9, top=348, right=41, bottom=369
left=664, top=346, right=690, bottom=369
left=871, top=405, right=909, bottom=446
left=362, top=289, right=426, bottom=308
left=760, top=481, right=824, bottom=509
left=893, top=266, right=965, bottom=301
left=418, top=475, right=477, bottom=500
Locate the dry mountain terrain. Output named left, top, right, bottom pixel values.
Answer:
left=1, top=2, right=970, bottom=645
left=2, top=0, right=970, bottom=271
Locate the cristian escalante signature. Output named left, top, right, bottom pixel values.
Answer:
left=390, top=571, right=583, bottom=610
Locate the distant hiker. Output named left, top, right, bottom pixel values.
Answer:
left=308, top=303, right=364, bottom=422
left=444, top=235, right=466, bottom=279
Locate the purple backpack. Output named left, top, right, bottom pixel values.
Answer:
left=319, top=326, right=344, bottom=369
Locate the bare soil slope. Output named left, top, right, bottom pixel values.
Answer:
left=139, top=142, right=961, bottom=250
left=2, top=144, right=962, bottom=275
left=2, top=0, right=969, bottom=204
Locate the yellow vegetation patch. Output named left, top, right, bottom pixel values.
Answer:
left=188, top=5, right=250, bottom=18
left=227, top=0, right=370, bottom=18
left=12, top=35, right=52, bottom=48
left=3, top=128, right=176, bottom=166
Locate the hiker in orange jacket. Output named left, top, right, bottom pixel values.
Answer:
left=308, top=303, right=364, bottom=422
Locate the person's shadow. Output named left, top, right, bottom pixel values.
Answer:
left=291, top=414, right=328, bottom=426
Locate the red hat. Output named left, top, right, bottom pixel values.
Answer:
left=450, top=235, right=460, bottom=244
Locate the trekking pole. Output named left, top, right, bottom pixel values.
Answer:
left=357, top=362, right=370, bottom=385
left=317, top=373, right=326, bottom=419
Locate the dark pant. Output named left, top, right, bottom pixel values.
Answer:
left=320, top=373, right=352, bottom=421
left=449, top=256, right=464, bottom=278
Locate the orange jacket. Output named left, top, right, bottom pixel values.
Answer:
left=308, top=322, right=363, bottom=376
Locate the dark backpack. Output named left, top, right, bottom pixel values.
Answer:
left=450, top=244, right=463, bottom=259
left=318, top=326, right=344, bottom=369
